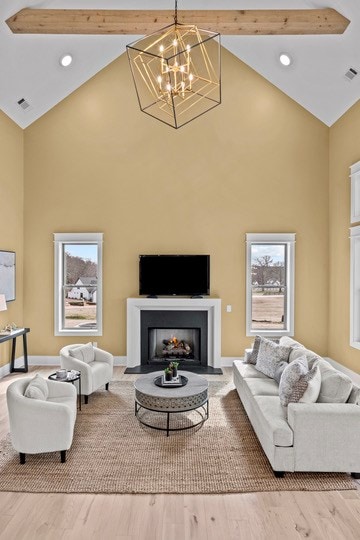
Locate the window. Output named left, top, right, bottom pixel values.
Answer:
left=54, top=233, right=103, bottom=336
left=246, top=233, right=295, bottom=337
left=350, top=160, right=360, bottom=223
left=350, top=226, right=360, bottom=349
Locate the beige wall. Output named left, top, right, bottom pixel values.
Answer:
left=0, top=112, right=24, bottom=367
left=24, top=49, right=329, bottom=357
left=329, top=100, right=360, bottom=373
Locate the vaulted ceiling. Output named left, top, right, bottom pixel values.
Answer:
left=2, top=0, right=360, bottom=129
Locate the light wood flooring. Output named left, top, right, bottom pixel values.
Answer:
left=0, top=366, right=359, bottom=540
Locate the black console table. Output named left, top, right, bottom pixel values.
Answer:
left=0, top=328, right=30, bottom=373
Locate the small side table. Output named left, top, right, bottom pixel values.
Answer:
left=48, top=371, right=82, bottom=411
left=0, top=328, right=30, bottom=373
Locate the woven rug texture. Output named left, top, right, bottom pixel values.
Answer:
left=0, top=377, right=355, bottom=494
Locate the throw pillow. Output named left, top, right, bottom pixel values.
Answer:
left=255, top=337, right=292, bottom=379
left=273, top=361, right=288, bottom=385
left=244, top=335, right=261, bottom=365
left=299, top=362, right=321, bottom=403
left=24, top=374, right=49, bottom=401
left=316, top=359, right=353, bottom=403
left=288, top=346, right=322, bottom=368
left=69, top=342, right=95, bottom=364
left=279, top=356, right=309, bottom=407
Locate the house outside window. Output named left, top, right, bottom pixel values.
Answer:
left=54, top=233, right=103, bottom=336
left=246, top=233, right=295, bottom=337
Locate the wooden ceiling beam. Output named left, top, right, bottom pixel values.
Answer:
left=6, top=8, right=350, bottom=36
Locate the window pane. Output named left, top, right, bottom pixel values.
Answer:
left=63, top=287, right=97, bottom=329
left=63, top=244, right=98, bottom=330
left=250, top=244, right=286, bottom=330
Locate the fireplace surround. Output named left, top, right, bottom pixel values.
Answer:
left=126, top=298, right=221, bottom=372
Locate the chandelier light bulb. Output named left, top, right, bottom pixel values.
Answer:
left=166, top=83, right=172, bottom=91
left=189, top=73, right=194, bottom=81
left=173, top=39, right=178, bottom=46
left=159, top=45, right=164, bottom=53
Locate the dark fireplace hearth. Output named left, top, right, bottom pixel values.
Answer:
left=141, top=310, right=208, bottom=367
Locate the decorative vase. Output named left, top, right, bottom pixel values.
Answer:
left=172, top=367, right=178, bottom=378
left=165, top=371, right=172, bottom=381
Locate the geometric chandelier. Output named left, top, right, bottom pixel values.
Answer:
left=126, top=2, right=221, bottom=129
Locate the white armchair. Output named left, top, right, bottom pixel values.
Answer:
left=7, top=377, right=77, bottom=464
left=60, top=344, right=114, bottom=404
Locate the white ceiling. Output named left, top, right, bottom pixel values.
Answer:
left=1, top=0, right=360, bottom=129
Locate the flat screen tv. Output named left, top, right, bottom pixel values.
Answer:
left=139, top=255, right=210, bottom=296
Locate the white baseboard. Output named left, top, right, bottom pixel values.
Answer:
left=221, top=357, right=242, bottom=367
left=28, top=356, right=59, bottom=366
left=114, top=356, right=127, bottom=366
left=29, top=355, right=127, bottom=367
left=0, top=363, right=11, bottom=378
left=5, top=356, right=357, bottom=382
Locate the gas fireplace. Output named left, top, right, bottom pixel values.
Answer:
left=141, top=310, right=208, bottom=367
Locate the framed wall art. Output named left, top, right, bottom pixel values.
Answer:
left=0, top=250, right=15, bottom=302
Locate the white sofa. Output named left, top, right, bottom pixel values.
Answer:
left=60, top=344, right=113, bottom=404
left=7, top=377, right=77, bottom=464
left=233, top=338, right=360, bottom=477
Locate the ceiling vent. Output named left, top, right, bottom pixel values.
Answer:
left=17, top=98, right=31, bottom=111
left=345, top=68, right=358, bottom=82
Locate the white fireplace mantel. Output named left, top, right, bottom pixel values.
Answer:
left=126, top=298, right=221, bottom=368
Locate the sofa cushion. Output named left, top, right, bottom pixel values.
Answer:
left=69, top=342, right=95, bottom=364
left=347, top=384, right=360, bottom=405
left=255, top=337, right=292, bottom=379
left=316, top=359, right=353, bottom=403
left=279, top=336, right=304, bottom=349
left=244, top=335, right=261, bottom=365
left=244, top=378, right=279, bottom=397
left=253, top=396, right=294, bottom=446
left=24, top=374, right=49, bottom=401
left=233, top=360, right=268, bottom=379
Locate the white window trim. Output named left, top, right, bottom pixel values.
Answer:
left=246, top=233, right=295, bottom=338
left=54, top=232, right=103, bottom=337
left=350, top=226, right=360, bottom=349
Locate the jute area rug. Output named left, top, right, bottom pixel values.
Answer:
left=0, top=376, right=355, bottom=494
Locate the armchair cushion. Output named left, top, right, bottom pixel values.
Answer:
left=69, top=342, right=95, bottom=364
left=24, top=374, right=49, bottom=401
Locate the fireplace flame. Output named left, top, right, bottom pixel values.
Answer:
left=162, top=336, right=192, bottom=356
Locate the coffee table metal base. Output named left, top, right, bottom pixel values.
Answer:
left=135, top=400, right=209, bottom=437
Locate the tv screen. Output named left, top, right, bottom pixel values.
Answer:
left=139, top=255, right=210, bottom=296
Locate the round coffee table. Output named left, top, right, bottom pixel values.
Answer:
left=134, top=371, right=209, bottom=436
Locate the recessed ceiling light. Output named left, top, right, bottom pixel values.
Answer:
left=279, top=53, right=292, bottom=67
left=60, top=54, right=73, bottom=67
